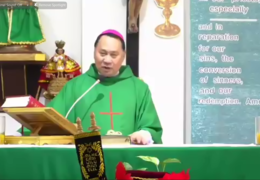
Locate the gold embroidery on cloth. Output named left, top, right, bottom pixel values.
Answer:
left=78, top=141, right=105, bottom=179
left=75, top=131, right=100, bottom=139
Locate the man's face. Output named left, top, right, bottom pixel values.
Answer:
left=94, top=35, right=125, bottom=77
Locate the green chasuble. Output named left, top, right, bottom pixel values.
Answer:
left=22, top=64, right=163, bottom=143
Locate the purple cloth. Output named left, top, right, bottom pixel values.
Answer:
left=101, top=29, right=124, bottom=41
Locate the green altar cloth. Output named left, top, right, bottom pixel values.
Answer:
left=0, top=145, right=259, bottom=179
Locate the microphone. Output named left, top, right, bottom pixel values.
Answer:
left=65, top=76, right=104, bottom=119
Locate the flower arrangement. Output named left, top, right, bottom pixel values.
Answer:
left=115, top=155, right=190, bottom=180
left=116, top=162, right=190, bottom=180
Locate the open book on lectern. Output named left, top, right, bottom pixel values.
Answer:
left=2, top=107, right=77, bottom=136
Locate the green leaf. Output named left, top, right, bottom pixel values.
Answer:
left=123, top=162, right=133, bottom=170
left=137, top=168, right=147, bottom=170
left=137, top=156, right=160, bottom=166
left=163, top=158, right=181, bottom=164
left=161, top=158, right=181, bottom=172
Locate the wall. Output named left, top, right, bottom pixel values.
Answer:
left=4, top=0, right=82, bottom=135
left=81, top=0, right=127, bottom=73
left=36, top=0, right=82, bottom=64
left=139, top=0, right=185, bottom=144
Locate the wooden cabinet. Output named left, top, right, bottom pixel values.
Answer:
left=0, top=61, right=45, bottom=105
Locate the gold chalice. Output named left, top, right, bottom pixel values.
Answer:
left=154, top=0, right=180, bottom=38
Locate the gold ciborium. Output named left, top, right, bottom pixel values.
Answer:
left=154, top=0, right=180, bottom=38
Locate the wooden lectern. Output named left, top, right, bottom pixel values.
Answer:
left=3, top=107, right=77, bottom=145
left=2, top=108, right=131, bottom=145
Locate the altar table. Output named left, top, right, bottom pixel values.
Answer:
left=0, top=144, right=259, bottom=179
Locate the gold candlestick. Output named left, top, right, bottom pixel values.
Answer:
left=154, top=0, right=180, bottom=38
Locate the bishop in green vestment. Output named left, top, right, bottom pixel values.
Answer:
left=21, top=29, right=163, bottom=144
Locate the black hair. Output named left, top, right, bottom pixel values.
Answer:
left=55, top=48, right=65, bottom=54
left=94, top=33, right=125, bottom=51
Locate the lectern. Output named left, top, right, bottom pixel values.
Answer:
left=2, top=108, right=131, bottom=145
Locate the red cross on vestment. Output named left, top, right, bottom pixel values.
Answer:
left=100, top=92, right=123, bottom=129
